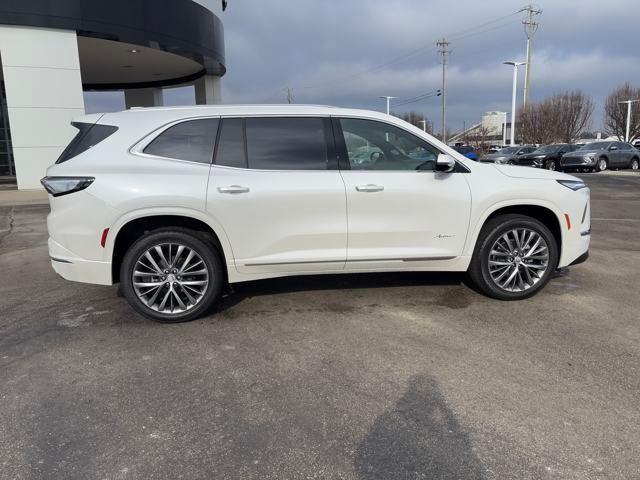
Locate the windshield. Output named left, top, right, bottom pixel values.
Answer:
left=498, top=147, right=519, bottom=154
left=533, top=145, right=561, bottom=154
left=579, top=142, right=609, bottom=151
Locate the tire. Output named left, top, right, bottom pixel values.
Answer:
left=546, top=159, right=557, bottom=171
left=630, top=158, right=639, bottom=171
left=120, top=229, right=224, bottom=323
left=596, top=157, right=608, bottom=172
left=468, top=214, right=559, bottom=300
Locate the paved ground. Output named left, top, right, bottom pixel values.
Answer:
left=1, top=173, right=639, bottom=479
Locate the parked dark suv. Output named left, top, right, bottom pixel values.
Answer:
left=515, top=144, right=580, bottom=170
left=560, top=141, right=640, bottom=172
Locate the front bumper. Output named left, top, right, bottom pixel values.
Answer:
left=561, top=156, right=596, bottom=168
left=48, top=237, right=112, bottom=285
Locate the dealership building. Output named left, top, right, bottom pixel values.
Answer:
left=0, top=0, right=227, bottom=190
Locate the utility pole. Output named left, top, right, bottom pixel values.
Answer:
left=436, top=38, right=451, bottom=143
left=286, top=87, right=294, bottom=104
left=379, top=96, right=396, bottom=115
left=618, top=100, right=640, bottom=142
left=521, top=4, right=542, bottom=108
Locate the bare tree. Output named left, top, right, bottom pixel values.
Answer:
left=554, top=91, right=594, bottom=143
left=604, top=83, right=640, bottom=142
left=394, top=111, right=433, bottom=133
left=520, top=90, right=593, bottom=144
left=469, top=124, right=491, bottom=151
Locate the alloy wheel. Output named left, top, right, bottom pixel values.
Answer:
left=631, top=159, right=639, bottom=170
left=598, top=158, right=607, bottom=171
left=547, top=160, right=556, bottom=171
left=487, top=228, right=549, bottom=293
left=132, top=243, right=209, bottom=314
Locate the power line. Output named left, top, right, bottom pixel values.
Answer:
left=394, top=90, right=441, bottom=108
left=290, top=10, right=521, bottom=93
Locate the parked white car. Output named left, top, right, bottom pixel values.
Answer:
left=42, top=105, right=591, bottom=322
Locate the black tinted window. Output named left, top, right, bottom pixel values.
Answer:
left=215, top=118, right=247, bottom=168
left=56, top=123, right=118, bottom=164
left=144, top=119, right=218, bottom=164
left=245, top=117, right=328, bottom=170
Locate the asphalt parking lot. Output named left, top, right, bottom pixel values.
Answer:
left=1, top=173, right=639, bottom=480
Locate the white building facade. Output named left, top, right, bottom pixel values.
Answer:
left=0, top=0, right=228, bottom=190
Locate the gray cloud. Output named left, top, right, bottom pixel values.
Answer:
left=86, top=0, right=640, bottom=133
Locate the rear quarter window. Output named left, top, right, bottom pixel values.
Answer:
left=56, top=122, right=118, bottom=164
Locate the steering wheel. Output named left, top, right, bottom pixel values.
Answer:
left=370, top=151, right=384, bottom=163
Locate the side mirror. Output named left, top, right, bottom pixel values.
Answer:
left=436, top=154, right=456, bottom=173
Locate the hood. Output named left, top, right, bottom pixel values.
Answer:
left=493, top=164, right=578, bottom=181
left=483, top=153, right=509, bottom=160
left=565, top=149, right=597, bottom=156
left=520, top=152, right=547, bottom=159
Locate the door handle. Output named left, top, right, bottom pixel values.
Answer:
left=217, top=185, right=250, bottom=194
left=355, top=184, right=384, bottom=193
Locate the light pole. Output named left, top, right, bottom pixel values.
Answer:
left=379, top=96, right=396, bottom=115
left=504, top=61, right=526, bottom=146
left=617, top=100, right=640, bottom=142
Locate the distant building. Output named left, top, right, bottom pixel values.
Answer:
left=448, top=111, right=508, bottom=145
left=0, top=0, right=228, bottom=190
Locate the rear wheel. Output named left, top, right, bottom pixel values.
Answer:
left=468, top=214, right=558, bottom=300
left=596, top=157, right=608, bottom=172
left=120, top=229, right=224, bottom=322
left=630, top=158, right=639, bottom=170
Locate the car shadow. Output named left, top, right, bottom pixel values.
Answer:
left=213, top=271, right=468, bottom=313
left=354, top=374, right=486, bottom=480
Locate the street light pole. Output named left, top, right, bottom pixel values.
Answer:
left=504, top=61, right=526, bottom=146
left=618, top=100, right=640, bottom=142
left=379, top=96, right=396, bottom=115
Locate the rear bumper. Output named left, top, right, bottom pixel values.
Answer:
left=48, top=238, right=112, bottom=285
left=569, top=250, right=589, bottom=266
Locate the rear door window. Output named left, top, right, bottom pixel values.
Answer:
left=245, top=117, right=328, bottom=170
left=144, top=118, right=219, bottom=164
left=214, top=118, right=247, bottom=168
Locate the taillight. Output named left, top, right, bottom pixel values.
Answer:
left=40, top=176, right=95, bottom=197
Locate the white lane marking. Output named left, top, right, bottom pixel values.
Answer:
left=591, top=218, right=640, bottom=222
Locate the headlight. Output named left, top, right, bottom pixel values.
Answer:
left=495, top=158, right=507, bottom=164
left=557, top=179, right=587, bottom=191
left=40, top=176, right=95, bottom=197
left=585, top=153, right=596, bottom=159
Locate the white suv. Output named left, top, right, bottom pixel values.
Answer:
left=42, top=105, right=591, bottom=322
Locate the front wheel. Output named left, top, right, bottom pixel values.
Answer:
left=120, top=229, right=224, bottom=322
left=596, top=157, right=608, bottom=172
left=468, top=214, right=559, bottom=300
left=546, top=159, right=557, bottom=171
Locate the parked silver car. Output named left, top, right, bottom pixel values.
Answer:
left=560, top=141, right=640, bottom=172
left=481, top=145, right=537, bottom=164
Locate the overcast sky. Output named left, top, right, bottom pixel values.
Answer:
left=85, top=0, right=640, bottom=133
